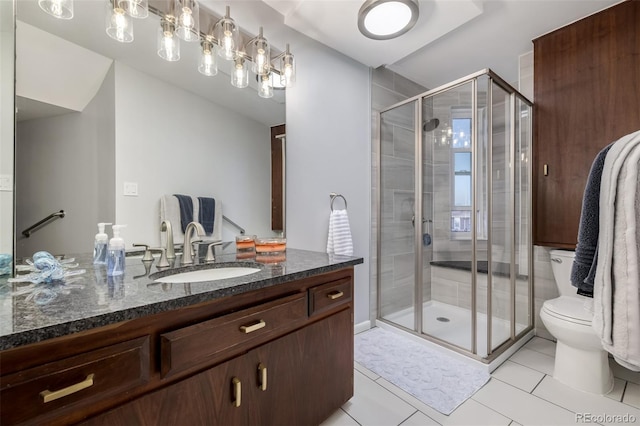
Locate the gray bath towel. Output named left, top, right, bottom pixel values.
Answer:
left=570, top=143, right=613, bottom=296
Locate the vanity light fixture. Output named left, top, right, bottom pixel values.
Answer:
left=106, top=0, right=134, bottom=43
left=38, top=1, right=297, bottom=97
left=157, top=17, right=180, bottom=61
left=118, top=0, right=148, bottom=19
left=38, top=0, right=74, bottom=19
left=231, top=56, right=249, bottom=88
left=213, top=6, right=242, bottom=60
left=175, top=0, right=200, bottom=42
left=258, top=73, right=274, bottom=98
left=357, top=0, right=419, bottom=40
left=247, top=27, right=270, bottom=76
left=198, top=39, right=218, bottom=76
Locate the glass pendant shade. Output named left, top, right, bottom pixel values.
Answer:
left=106, top=1, right=134, bottom=43
left=248, top=27, right=270, bottom=76
left=258, top=74, right=274, bottom=99
left=175, top=0, right=200, bottom=42
left=231, top=57, right=248, bottom=88
left=157, top=18, right=180, bottom=61
left=280, top=44, right=296, bottom=88
left=214, top=6, right=241, bottom=60
left=198, top=40, right=218, bottom=76
left=118, top=0, right=148, bottom=19
left=38, top=0, right=74, bottom=19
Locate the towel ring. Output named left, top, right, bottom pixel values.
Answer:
left=330, top=193, right=347, bottom=211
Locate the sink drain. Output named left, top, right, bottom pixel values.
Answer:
left=436, top=317, right=450, bottom=322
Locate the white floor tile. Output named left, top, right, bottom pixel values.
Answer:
left=624, top=382, right=640, bottom=409
left=611, top=359, right=640, bottom=385
left=376, top=377, right=510, bottom=426
left=400, top=411, right=441, bottom=426
left=605, top=378, right=626, bottom=402
left=343, top=370, right=416, bottom=426
left=491, top=360, right=545, bottom=393
left=532, top=376, right=640, bottom=425
left=320, top=409, right=360, bottom=426
left=508, top=347, right=555, bottom=376
left=472, top=378, right=577, bottom=425
left=355, top=361, right=380, bottom=380
left=523, top=336, right=556, bottom=357
left=508, top=422, right=523, bottom=426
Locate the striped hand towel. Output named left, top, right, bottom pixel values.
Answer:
left=327, top=209, right=354, bottom=256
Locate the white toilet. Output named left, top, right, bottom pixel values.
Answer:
left=540, top=249, right=613, bottom=394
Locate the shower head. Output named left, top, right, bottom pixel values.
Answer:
left=423, top=118, right=440, bottom=132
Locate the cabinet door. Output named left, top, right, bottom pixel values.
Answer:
left=81, top=356, right=249, bottom=426
left=252, top=308, right=354, bottom=426
left=533, top=0, right=640, bottom=247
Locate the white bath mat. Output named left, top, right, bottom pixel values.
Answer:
left=354, top=327, right=490, bottom=415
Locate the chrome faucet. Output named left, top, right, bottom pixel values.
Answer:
left=161, top=220, right=175, bottom=260
left=181, top=221, right=206, bottom=265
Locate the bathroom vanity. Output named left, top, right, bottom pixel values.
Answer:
left=0, top=248, right=362, bottom=425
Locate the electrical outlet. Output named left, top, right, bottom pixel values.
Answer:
left=123, top=182, right=138, bottom=196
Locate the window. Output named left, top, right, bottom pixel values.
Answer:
left=451, top=117, right=472, bottom=235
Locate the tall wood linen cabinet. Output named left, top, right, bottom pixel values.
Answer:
left=533, top=0, right=640, bottom=248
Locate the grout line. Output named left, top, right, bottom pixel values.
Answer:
left=529, top=373, right=547, bottom=394
left=342, top=408, right=362, bottom=426
left=489, top=376, right=578, bottom=416
left=397, top=409, right=420, bottom=426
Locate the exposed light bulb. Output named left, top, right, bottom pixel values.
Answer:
left=157, top=18, right=180, bottom=61
left=231, top=57, right=248, bottom=88
left=175, top=0, right=200, bottom=42
left=279, top=45, right=296, bottom=88
left=214, top=7, right=241, bottom=60
left=118, top=0, right=148, bottom=19
left=106, top=2, right=133, bottom=43
left=39, top=0, right=73, bottom=19
left=259, top=74, right=273, bottom=99
left=198, top=41, right=217, bottom=76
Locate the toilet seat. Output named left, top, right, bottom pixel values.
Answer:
left=542, top=296, right=592, bottom=326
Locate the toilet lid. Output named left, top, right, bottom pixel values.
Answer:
left=543, top=296, right=593, bottom=323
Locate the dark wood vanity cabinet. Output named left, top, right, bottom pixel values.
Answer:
left=0, top=268, right=355, bottom=426
left=532, top=0, right=640, bottom=247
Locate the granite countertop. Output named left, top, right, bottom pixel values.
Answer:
left=0, top=246, right=363, bottom=351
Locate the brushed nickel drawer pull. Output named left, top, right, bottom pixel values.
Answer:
left=543, top=164, right=549, bottom=176
left=40, top=374, right=95, bottom=403
left=240, top=319, right=266, bottom=333
left=258, top=363, right=267, bottom=391
left=327, top=290, right=344, bottom=300
left=232, top=377, right=241, bottom=407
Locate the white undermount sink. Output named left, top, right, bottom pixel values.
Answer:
left=154, top=267, right=261, bottom=284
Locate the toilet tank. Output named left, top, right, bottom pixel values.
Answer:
left=549, top=249, right=577, bottom=296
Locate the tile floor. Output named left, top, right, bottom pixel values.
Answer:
left=321, top=336, right=640, bottom=426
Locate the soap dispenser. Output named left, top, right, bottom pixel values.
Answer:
left=93, top=223, right=112, bottom=265
left=107, top=225, right=127, bottom=276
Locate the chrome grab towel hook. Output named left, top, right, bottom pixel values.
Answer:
left=330, top=193, right=347, bottom=211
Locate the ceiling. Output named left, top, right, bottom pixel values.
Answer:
left=258, top=0, right=621, bottom=89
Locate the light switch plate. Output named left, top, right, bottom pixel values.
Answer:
left=123, top=182, right=138, bottom=196
left=0, top=175, right=13, bottom=191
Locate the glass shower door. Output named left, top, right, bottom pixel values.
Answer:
left=378, top=101, right=417, bottom=330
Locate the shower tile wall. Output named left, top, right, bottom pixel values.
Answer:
left=371, top=67, right=426, bottom=322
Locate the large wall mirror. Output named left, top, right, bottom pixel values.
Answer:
left=6, top=0, right=286, bottom=264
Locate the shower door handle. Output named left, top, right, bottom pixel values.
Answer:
left=411, top=216, right=431, bottom=227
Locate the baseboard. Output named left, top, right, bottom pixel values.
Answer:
left=354, top=320, right=371, bottom=334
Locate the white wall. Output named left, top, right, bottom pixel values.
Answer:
left=286, top=36, right=371, bottom=325
left=114, top=63, right=274, bottom=247
left=0, top=0, right=14, bottom=256
left=15, top=65, right=116, bottom=258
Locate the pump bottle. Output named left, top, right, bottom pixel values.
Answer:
left=107, top=225, right=127, bottom=276
left=93, top=223, right=112, bottom=265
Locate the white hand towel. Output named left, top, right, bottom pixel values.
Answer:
left=327, top=209, right=353, bottom=256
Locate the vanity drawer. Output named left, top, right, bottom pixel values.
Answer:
left=308, top=277, right=352, bottom=317
left=160, top=292, right=307, bottom=378
left=0, top=336, right=150, bottom=425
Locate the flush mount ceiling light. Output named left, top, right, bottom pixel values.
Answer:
left=358, top=0, right=419, bottom=40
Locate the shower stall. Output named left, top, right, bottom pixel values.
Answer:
left=376, top=69, right=533, bottom=363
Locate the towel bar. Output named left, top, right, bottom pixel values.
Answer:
left=330, top=193, right=347, bottom=211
